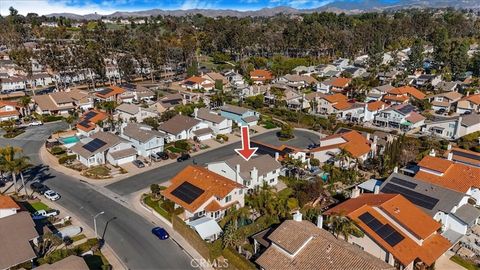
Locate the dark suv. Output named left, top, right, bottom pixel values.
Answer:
left=30, top=182, right=50, bottom=194
left=177, top=153, right=191, bottom=162
left=156, top=152, right=169, bottom=160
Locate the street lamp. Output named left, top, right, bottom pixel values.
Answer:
left=93, top=211, right=105, bottom=239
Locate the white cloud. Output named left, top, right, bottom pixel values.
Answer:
left=179, top=0, right=217, bottom=10
left=0, top=0, right=128, bottom=16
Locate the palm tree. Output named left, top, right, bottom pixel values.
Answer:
left=223, top=206, right=250, bottom=229
left=336, top=148, right=353, bottom=169
left=19, top=96, right=32, bottom=116
left=0, top=146, right=31, bottom=195
left=327, top=212, right=363, bottom=241
left=65, top=115, right=75, bottom=130
left=222, top=223, right=243, bottom=251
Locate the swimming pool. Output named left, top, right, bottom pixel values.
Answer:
left=60, top=136, right=80, bottom=144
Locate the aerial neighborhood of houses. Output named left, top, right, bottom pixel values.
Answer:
left=1, top=5, right=480, bottom=270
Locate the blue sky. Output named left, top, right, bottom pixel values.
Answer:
left=0, top=0, right=397, bottom=15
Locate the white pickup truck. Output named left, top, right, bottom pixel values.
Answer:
left=33, top=209, right=60, bottom=218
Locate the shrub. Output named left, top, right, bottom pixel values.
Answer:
left=174, top=140, right=190, bottom=151
left=43, top=115, right=64, bottom=122
left=51, top=146, right=66, bottom=155
left=216, top=134, right=229, bottom=142
left=59, top=155, right=76, bottom=164
left=222, top=247, right=256, bottom=270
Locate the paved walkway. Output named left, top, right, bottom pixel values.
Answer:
left=436, top=251, right=466, bottom=270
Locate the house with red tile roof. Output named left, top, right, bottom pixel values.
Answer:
left=0, top=195, right=20, bottom=218
left=364, top=101, right=389, bottom=122
left=318, top=77, right=351, bottom=93
left=387, top=86, right=426, bottom=100
left=250, top=69, right=273, bottom=84
left=310, top=130, right=372, bottom=165
left=161, top=166, right=245, bottom=222
left=76, top=109, right=108, bottom=136
left=415, top=152, right=480, bottom=195
left=94, top=86, right=125, bottom=102
left=0, top=100, right=21, bottom=122
left=316, top=93, right=349, bottom=114
left=456, top=93, right=480, bottom=114
left=325, top=193, right=451, bottom=270
left=182, top=76, right=214, bottom=91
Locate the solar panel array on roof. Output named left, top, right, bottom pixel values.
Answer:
left=381, top=183, right=439, bottom=210
left=398, top=104, right=414, bottom=114
left=171, top=182, right=205, bottom=204
left=453, top=150, right=480, bottom=162
left=79, top=120, right=90, bottom=128
left=97, top=88, right=113, bottom=96
left=358, top=212, right=404, bottom=247
left=82, top=138, right=107, bottom=152
left=390, top=177, right=417, bottom=189
left=84, top=111, right=98, bottom=120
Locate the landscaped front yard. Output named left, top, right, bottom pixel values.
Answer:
left=82, top=166, right=112, bottom=179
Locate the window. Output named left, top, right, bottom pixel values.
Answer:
left=449, top=123, right=456, bottom=128
left=238, top=189, right=243, bottom=195
left=225, top=195, right=231, bottom=203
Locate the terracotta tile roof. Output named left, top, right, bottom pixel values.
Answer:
left=323, top=93, right=348, bottom=103
left=330, top=77, right=351, bottom=88
left=367, top=101, right=388, bottom=111
left=0, top=100, right=20, bottom=108
left=185, top=76, right=206, bottom=84
left=204, top=200, right=238, bottom=212
left=256, top=220, right=394, bottom=270
left=95, top=85, right=125, bottom=99
left=76, top=109, right=108, bottom=132
left=0, top=110, right=20, bottom=117
left=0, top=195, right=20, bottom=209
left=417, top=155, right=453, bottom=173
left=250, top=69, right=273, bottom=80
left=389, top=86, right=426, bottom=100
left=383, top=95, right=409, bottom=103
left=333, top=100, right=353, bottom=110
left=162, top=166, right=243, bottom=213
left=312, top=130, right=371, bottom=158
left=461, top=94, right=480, bottom=105
left=415, top=156, right=480, bottom=193
left=325, top=194, right=451, bottom=266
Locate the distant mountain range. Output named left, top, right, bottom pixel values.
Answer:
left=45, top=0, right=480, bottom=19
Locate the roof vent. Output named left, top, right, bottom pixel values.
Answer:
left=394, top=207, right=400, bottom=214
left=293, top=210, right=302, bottom=222
left=326, top=244, right=332, bottom=253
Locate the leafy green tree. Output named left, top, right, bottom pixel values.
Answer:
left=278, top=124, right=294, bottom=139
left=406, top=39, right=423, bottom=72
left=118, top=54, right=136, bottom=83
left=327, top=212, right=364, bottom=241
left=449, top=40, right=468, bottom=79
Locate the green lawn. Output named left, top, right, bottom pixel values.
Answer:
left=450, top=255, right=480, bottom=270
left=85, top=166, right=110, bottom=177
left=263, top=121, right=277, bottom=129
left=30, top=202, right=49, bottom=211
left=144, top=196, right=171, bottom=220
left=166, top=146, right=184, bottom=153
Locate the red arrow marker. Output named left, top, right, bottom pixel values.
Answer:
left=235, top=126, right=258, bottom=161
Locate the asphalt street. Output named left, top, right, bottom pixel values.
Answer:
left=1, top=123, right=193, bottom=270
left=106, top=129, right=321, bottom=196
left=1, top=123, right=321, bottom=269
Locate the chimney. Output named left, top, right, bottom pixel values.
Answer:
left=374, top=185, right=380, bottom=194
left=274, top=152, right=279, bottom=161
left=251, top=167, right=258, bottom=183
left=366, top=133, right=371, bottom=141
left=429, top=149, right=436, bottom=157
left=351, top=186, right=361, bottom=198
left=447, top=144, right=452, bottom=151
left=293, top=211, right=302, bottom=222
left=235, top=164, right=241, bottom=184
left=373, top=135, right=378, bottom=144
left=317, top=215, right=323, bottom=228
left=193, top=107, right=199, bottom=118
left=393, top=166, right=398, bottom=173
left=447, top=152, right=453, bottom=161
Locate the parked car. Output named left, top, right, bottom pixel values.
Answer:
left=156, top=152, right=169, bottom=160
left=463, top=110, right=472, bottom=115
left=132, top=160, right=145, bottom=168
left=33, top=209, right=60, bottom=218
left=44, top=190, right=61, bottom=201
left=29, top=121, right=43, bottom=126
left=150, top=153, right=162, bottom=162
left=152, top=227, right=169, bottom=240
left=30, top=182, right=50, bottom=194
left=177, top=153, right=191, bottom=162
left=435, top=109, right=446, bottom=115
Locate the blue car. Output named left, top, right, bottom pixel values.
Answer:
left=152, top=227, right=169, bottom=240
